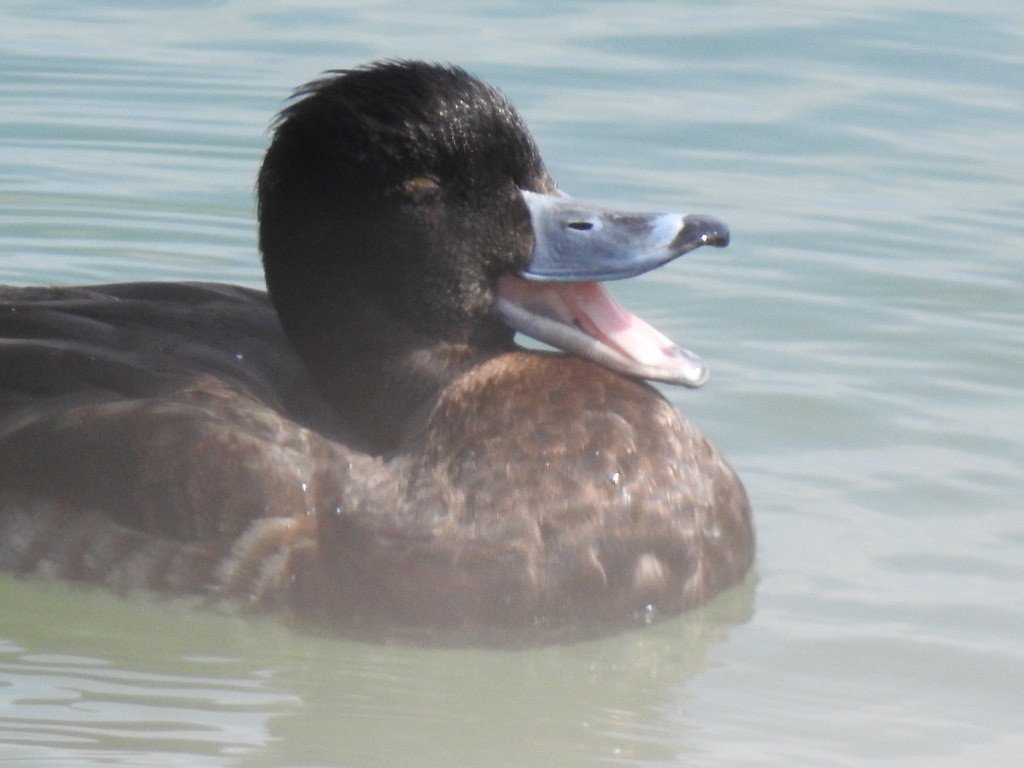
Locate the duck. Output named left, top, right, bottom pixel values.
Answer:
left=0, top=60, right=753, bottom=644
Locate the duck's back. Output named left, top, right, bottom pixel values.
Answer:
left=0, top=282, right=317, bottom=418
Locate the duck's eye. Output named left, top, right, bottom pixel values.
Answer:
left=399, top=176, right=442, bottom=203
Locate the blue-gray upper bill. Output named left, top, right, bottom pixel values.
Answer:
left=519, top=190, right=729, bottom=282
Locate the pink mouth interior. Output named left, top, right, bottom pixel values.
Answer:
left=497, top=275, right=681, bottom=370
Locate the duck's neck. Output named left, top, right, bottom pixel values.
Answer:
left=312, top=338, right=496, bottom=456
left=269, top=278, right=512, bottom=456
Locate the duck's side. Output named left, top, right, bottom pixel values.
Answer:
left=0, top=283, right=349, bottom=593
left=0, top=287, right=751, bottom=637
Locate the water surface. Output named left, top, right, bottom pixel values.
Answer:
left=1, top=1, right=1022, bottom=765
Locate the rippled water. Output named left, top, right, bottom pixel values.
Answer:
left=2, top=1, right=1023, bottom=766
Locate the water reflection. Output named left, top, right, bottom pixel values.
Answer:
left=0, top=572, right=754, bottom=767
left=257, top=575, right=755, bottom=767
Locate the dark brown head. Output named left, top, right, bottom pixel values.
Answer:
left=257, top=60, right=729, bottom=452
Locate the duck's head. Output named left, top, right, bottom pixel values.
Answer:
left=257, top=60, right=729, bottom=451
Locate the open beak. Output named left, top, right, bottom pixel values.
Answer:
left=495, top=190, right=729, bottom=387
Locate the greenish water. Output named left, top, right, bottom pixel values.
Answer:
left=2, top=1, right=1022, bottom=766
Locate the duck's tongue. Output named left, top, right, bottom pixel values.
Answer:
left=554, top=281, right=679, bottom=368
left=494, top=190, right=729, bottom=387
left=496, top=276, right=708, bottom=386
